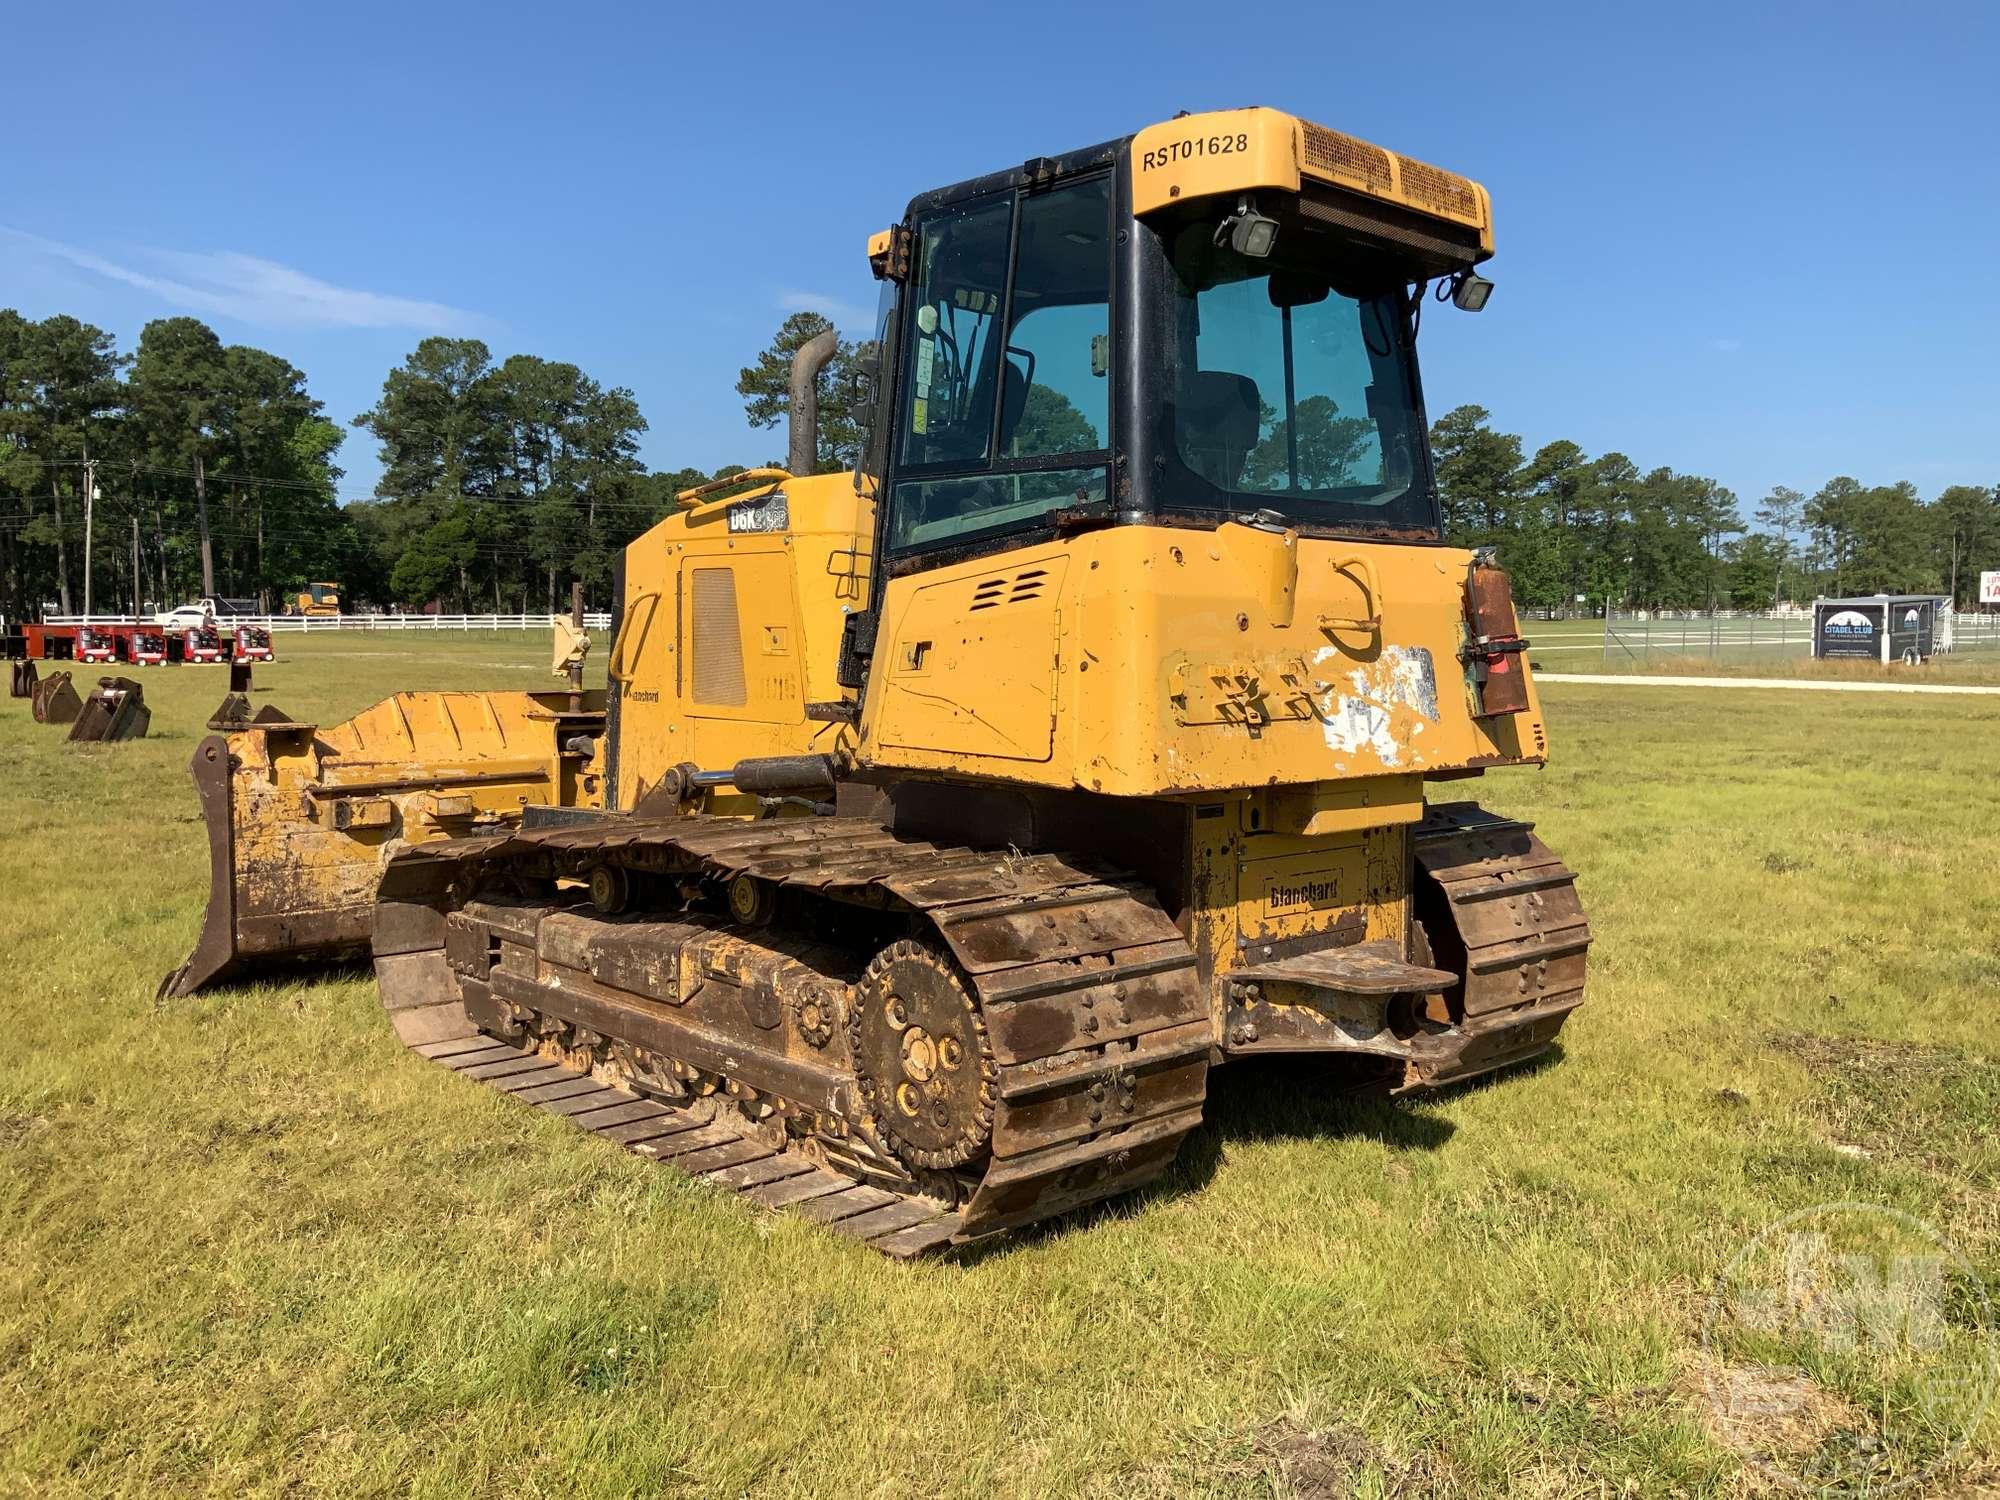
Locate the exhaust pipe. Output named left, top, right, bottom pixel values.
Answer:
left=787, top=327, right=840, bottom=477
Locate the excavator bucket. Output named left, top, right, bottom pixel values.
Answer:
left=32, top=670, right=83, bottom=725
left=68, top=677, right=151, bottom=742
left=160, top=689, right=607, bottom=999
left=10, top=658, right=36, bottom=699
left=206, top=661, right=277, bottom=730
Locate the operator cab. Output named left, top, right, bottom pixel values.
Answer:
left=856, top=106, right=1494, bottom=598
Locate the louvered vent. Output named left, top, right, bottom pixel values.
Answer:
left=968, top=567, right=1050, bottom=611
left=1301, top=122, right=1392, bottom=195
left=690, top=567, right=746, bottom=706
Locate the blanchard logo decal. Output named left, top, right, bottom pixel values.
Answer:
left=1268, top=877, right=1342, bottom=911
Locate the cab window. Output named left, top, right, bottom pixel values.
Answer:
left=890, top=174, right=1112, bottom=552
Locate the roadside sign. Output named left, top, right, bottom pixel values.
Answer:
left=1814, top=602, right=1884, bottom=660
left=1981, top=570, right=2000, bottom=605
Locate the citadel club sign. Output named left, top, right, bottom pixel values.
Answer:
left=1812, top=595, right=1940, bottom=664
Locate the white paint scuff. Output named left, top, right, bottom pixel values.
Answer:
left=1311, top=645, right=1439, bottom=766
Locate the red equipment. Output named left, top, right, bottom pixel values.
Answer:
left=76, top=627, right=117, bottom=665
left=183, top=626, right=225, bottom=664
left=232, top=626, right=274, bottom=663
left=132, top=630, right=169, bottom=666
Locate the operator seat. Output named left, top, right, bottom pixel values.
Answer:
left=1178, top=371, right=1260, bottom=490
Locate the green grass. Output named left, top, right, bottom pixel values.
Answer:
left=3, top=637, right=1997, bottom=1496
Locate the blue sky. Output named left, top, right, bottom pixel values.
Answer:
left=4, top=0, right=1995, bottom=512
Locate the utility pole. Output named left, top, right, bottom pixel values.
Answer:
left=568, top=580, right=585, bottom=713
left=194, top=452, right=215, bottom=599
left=131, top=517, right=141, bottom=617
left=82, top=457, right=96, bottom=619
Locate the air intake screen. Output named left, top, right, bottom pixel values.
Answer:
left=1301, top=122, right=1393, bottom=195
left=1398, top=157, right=1480, bottom=224
left=690, top=567, right=746, bottom=706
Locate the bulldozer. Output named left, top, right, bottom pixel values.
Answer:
left=164, top=106, right=1589, bottom=1256
left=289, top=582, right=342, bottom=617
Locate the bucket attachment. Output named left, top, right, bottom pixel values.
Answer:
left=32, top=670, right=83, bottom=725
left=68, top=676, right=150, bottom=742
left=207, top=661, right=283, bottom=730
left=9, top=658, right=35, bottom=699
left=160, top=688, right=607, bottom=999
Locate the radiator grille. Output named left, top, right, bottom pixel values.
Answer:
left=1301, top=122, right=1392, bottom=195
left=690, top=567, right=746, bottom=706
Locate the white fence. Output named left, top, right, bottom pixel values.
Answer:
left=41, top=612, right=613, bottom=632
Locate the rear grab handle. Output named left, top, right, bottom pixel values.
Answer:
left=1318, top=555, right=1383, bottom=633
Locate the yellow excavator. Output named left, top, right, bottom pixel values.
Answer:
left=165, top=106, right=1589, bottom=1257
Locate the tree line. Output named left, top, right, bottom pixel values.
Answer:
left=1433, top=405, right=1998, bottom=612
left=0, top=312, right=348, bottom=620
left=4, top=304, right=1991, bottom=621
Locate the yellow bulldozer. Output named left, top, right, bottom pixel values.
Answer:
left=289, top=581, right=342, bottom=616
left=163, top=106, right=1589, bottom=1257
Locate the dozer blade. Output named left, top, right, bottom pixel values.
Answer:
left=160, top=689, right=606, bottom=999
left=32, top=670, right=83, bottom=725
left=68, top=676, right=150, bottom=742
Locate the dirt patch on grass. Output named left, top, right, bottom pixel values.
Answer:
left=1770, top=1033, right=1999, bottom=1183
left=1681, top=1356, right=1923, bottom=1494
left=0, top=1112, right=48, bottom=1146
left=1772, top=1032, right=1946, bottom=1078
left=1692, top=1359, right=1866, bottom=1458
left=1241, top=1416, right=1457, bottom=1499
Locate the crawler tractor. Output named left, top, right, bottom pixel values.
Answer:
left=167, top=106, right=1589, bottom=1255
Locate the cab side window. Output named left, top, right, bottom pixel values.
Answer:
left=889, top=174, right=1113, bottom=553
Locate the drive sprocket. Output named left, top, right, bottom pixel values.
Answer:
left=849, top=939, right=996, bottom=1171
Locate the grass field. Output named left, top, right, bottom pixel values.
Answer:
left=3, top=636, right=1997, bottom=1497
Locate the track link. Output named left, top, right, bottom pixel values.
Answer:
left=376, top=815, right=1211, bottom=1256
left=390, top=1005, right=966, bottom=1258
left=1408, top=802, right=1592, bottom=1089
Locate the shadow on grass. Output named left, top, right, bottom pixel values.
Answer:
left=957, top=1047, right=1566, bottom=1263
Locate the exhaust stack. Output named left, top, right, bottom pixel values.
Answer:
left=787, top=328, right=840, bottom=477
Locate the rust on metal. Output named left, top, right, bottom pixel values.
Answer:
left=1463, top=555, right=1531, bottom=717
left=1406, top=801, right=1590, bottom=1087
left=373, top=813, right=1211, bottom=1254
left=31, top=669, right=81, bottom=725
left=160, top=690, right=607, bottom=1001
left=67, top=677, right=149, bottom=742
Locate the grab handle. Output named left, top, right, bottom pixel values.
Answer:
left=1318, top=555, right=1382, bottom=633
left=606, top=592, right=660, bottom=683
